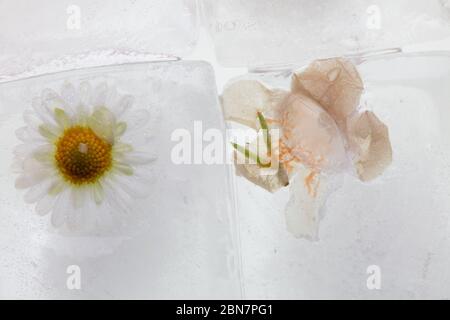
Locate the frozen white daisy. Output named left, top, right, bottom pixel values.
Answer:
left=14, top=81, right=156, bottom=229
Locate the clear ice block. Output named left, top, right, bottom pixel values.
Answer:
left=202, top=0, right=450, bottom=67
left=0, top=60, right=242, bottom=299
left=229, top=52, right=450, bottom=299
left=0, top=0, right=197, bottom=81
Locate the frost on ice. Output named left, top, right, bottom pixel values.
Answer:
left=222, top=58, right=392, bottom=240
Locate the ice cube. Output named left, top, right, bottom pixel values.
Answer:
left=0, top=60, right=242, bottom=299
left=231, top=53, right=450, bottom=299
left=202, top=0, right=450, bottom=67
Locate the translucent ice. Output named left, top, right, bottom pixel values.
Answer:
left=223, top=58, right=392, bottom=242
left=228, top=53, right=450, bottom=299
left=202, top=0, right=450, bottom=66
left=0, top=61, right=241, bottom=299
left=0, top=0, right=197, bottom=81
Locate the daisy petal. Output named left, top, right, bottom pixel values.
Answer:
left=41, top=88, right=69, bottom=117
left=113, top=174, right=150, bottom=198
left=41, top=88, right=60, bottom=101
left=38, top=124, right=61, bottom=142
left=24, top=179, right=52, bottom=204
left=71, top=187, right=86, bottom=209
left=53, top=108, right=71, bottom=129
left=35, top=194, right=58, bottom=216
left=15, top=159, right=49, bottom=189
left=92, top=182, right=104, bottom=205
left=51, top=191, right=69, bottom=227
left=115, top=122, right=127, bottom=137
left=113, top=143, right=133, bottom=154
left=123, top=151, right=157, bottom=165
left=113, top=162, right=134, bottom=176
left=32, top=144, right=54, bottom=163
left=15, top=173, right=46, bottom=189
left=79, top=81, right=92, bottom=107
left=15, top=126, right=29, bottom=142
left=103, top=179, right=130, bottom=213
left=60, top=82, right=79, bottom=108
left=48, top=180, right=67, bottom=196
left=91, top=82, right=108, bottom=107
left=11, top=158, right=23, bottom=174
left=88, top=107, right=116, bottom=143
left=31, top=97, right=43, bottom=115
left=23, top=110, right=42, bottom=129
left=114, top=94, right=134, bottom=116
left=105, top=85, right=118, bottom=109
left=123, top=109, right=150, bottom=132
left=13, top=143, right=31, bottom=158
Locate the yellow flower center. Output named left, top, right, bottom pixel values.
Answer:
left=55, top=126, right=112, bottom=185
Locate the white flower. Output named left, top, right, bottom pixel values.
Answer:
left=14, top=81, right=156, bottom=229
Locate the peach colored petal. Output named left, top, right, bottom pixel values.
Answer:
left=291, top=58, right=363, bottom=126
left=277, top=93, right=348, bottom=173
left=347, top=111, right=392, bottom=181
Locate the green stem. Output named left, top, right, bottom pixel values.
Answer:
left=257, top=111, right=272, bottom=155
left=231, top=142, right=271, bottom=168
left=231, top=112, right=274, bottom=169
